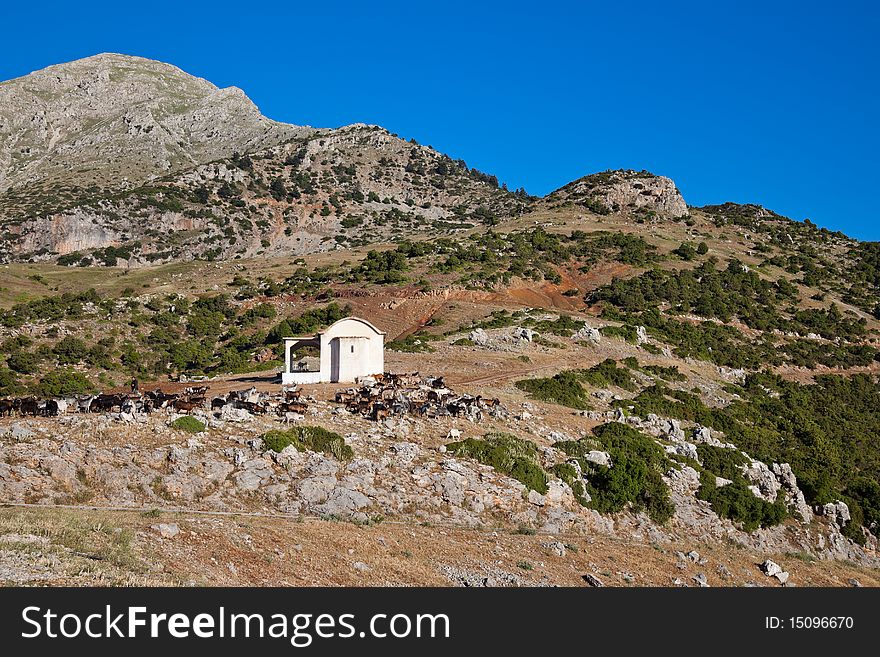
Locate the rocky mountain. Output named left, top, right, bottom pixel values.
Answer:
left=0, top=55, right=533, bottom=265
left=0, top=53, right=308, bottom=193
left=0, top=121, right=531, bottom=264
left=0, top=55, right=696, bottom=266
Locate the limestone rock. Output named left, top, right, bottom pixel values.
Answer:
left=547, top=169, right=688, bottom=219
left=572, top=322, right=602, bottom=344
left=585, top=450, right=613, bottom=468
left=151, top=523, right=180, bottom=539
left=819, top=501, right=850, bottom=528
left=469, top=328, right=490, bottom=346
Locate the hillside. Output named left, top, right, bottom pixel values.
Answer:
left=0, top=54, right=879, bottom=587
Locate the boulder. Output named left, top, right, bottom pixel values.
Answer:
left=582, top=573, right=604, bottom=587
left=6, top=424, right=33, bottom=440
left=585, top=450, right=612, bottom=468
left=573, top=322, right=602, bottom=344
left=664, top=418, right=686, bottom=442
left=469, top=328, right=490, bottom=346
left=760, top=559, right=783, bottom=577
left=315, top=488, right=371, bottom=516
left=541, top=541, right=565, bottom=557
left=742, top=460, right=781, bottom=501
left=220, top=405, right=251, bottom=422
left=818, top=500, right=850, bottom=528
left=151, top=523, right=180, bottom=539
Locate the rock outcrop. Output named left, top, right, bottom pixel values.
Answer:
left=547, top=169, right=688, bottom=218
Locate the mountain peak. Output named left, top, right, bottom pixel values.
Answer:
left=0, top=54, right=307, bottom=193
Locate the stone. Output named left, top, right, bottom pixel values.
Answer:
left=353, top=561, right=370, bottom=572
left=315, top=488, right=371, bottom=516
left=527, top=490, right=546, bottom=506
left=572, top=322, right=602, bottom=344
left=151, top=523, right=180, bottom=539
left=771, top=463, right=813, bottom=522
left=545, top=479, right=574, bottom=504
left=469, top=328, right=490, bottom=346
left=818, top=501, right=850, bottom=528
left=585, top=450, right=612, bottom=468
left=663, top=419, right=685, bottom=441
left=774, top=571, right=790, bottom=584
left=543, top=541, right=566, bottom=557
left=297, top=476, right=337, bottom=504
left=693, top=573, right=709, bottom=587
left=760, top=560, right=783, bottom=578
left=513, top=327, right=536, bottom=342
left=220, top=405, right=251, bottom=422
left=6, top=424, right=33, bottom=440
left=636, top=325, right=648, bottom=344
left=742, top=460, right=782, bottom=501
left=667, top=441, right=699, bottom=461
left=582, top=573, right=604, bottom=587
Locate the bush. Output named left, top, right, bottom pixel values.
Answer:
left=32, top=369, right=94, bottom=396
left=0, top=367, right=23, bottom=395
left=6, top=350, right=41, bottom=374
left=696, top=471, right=787, bottom=531
left=447, top=433, right=548, bottom=493
left=600, top=324, right=637, bottom=343
left=261, top=426, right=353, bottom=461
left=697, top=444, right=749, bottom=481
left=52, top=336, right=89, bottom=364
left=386, top=333, right=436, bottom=353
left=555, top=423, right=675, bottom=523
left=515, top=371, right=591, bottom=409
left=580, top=358, right=636, bottom=391
left=170, top=416, right=206, bottom=433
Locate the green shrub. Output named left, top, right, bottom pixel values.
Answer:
left=600, top=324, right=638, bottom=343
left=555, top=423, right=675, bottom=523
left=32, top=369, right=95, bottom=396
left=579, top=358, right=636, bottom=391
left=447, top=433, right=548, bottom=493
left=696, top=471, right=787, bottom=531
left=261, top=426, right=353, bottom=461
left=386, top=333, right=436, bottom=352
left=515, top=371, right=591, bottom=409
left=697, top=444, right=749, bottom=481
left=0, top=367, right=24, bottom=395
left=6, top=350, right=41, bottom=374
left=170, top=416, right=206, bottom=433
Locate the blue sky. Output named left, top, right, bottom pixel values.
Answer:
left=2, top=1, right=877, bottom=240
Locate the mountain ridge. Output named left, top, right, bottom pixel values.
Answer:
left=0, top=54, right=870, bottom=269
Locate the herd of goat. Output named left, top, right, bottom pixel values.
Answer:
left=0, top=386, right=307, bottom=419
left=335, top=372, right=506, bottom=422
left=0, top=372, right=506, bottom=424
